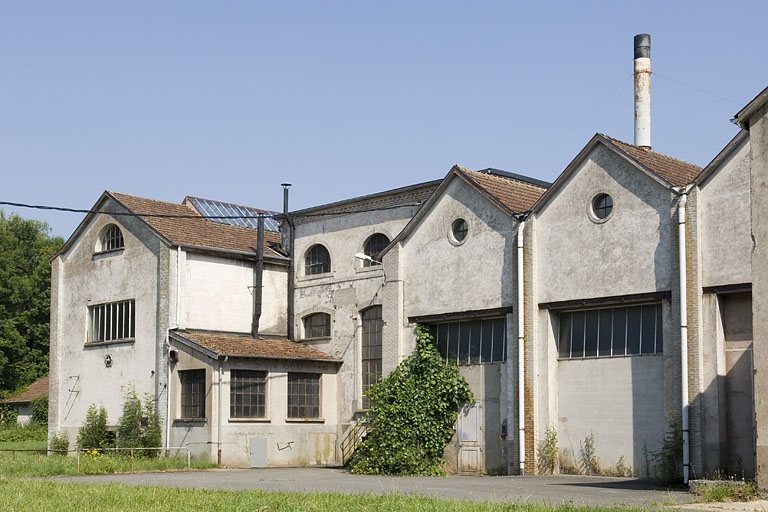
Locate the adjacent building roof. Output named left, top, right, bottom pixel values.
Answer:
left=532, top=133, right=702, bottom=213
left=2, top=376, right=48, bottom=405
left=288, top=180, right=441, bottom=222
left=170, top=329, right=342, bottom=363
left=54, top=192, right=287, bottom=260
left=733, top=84, right=768, bottom=130
left=385, top=165, right=548, bottom=253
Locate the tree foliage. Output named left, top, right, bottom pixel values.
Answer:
left=77, top=404, right=109, bottom=450
left=117, top=388, right=162, bottom=457
left=0, top=211, right=63, bottom=395
left=349, top=324, right=474, bottom=476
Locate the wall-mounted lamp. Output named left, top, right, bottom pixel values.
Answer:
left=169, top=350, right=179, bottom=363
left=104, top=354, right=113, bottom=368
left=354, top=253, right=387, bottom=286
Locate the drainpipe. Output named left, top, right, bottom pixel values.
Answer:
left=677, top=189, right=690, bottom=484
left=252, top=216, right=265, bottom=338
left=165, top=327, right=178, bottom=452
left=282, top=183, right=295, bottom=340
left=217, top=356, right=228, bottom=465
left=517, top=220, right=526, bottom=475
left=176, top=246, right=181, bottom=326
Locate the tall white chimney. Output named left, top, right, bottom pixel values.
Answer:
left=634, top=34, right=651, bottom=150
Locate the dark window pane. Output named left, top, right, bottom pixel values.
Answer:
left=612, top=307, right=627, bottom=356
left=436, top=324, right=449, bottom=360
left=559, top=312, right=572, bottom=359
left=305, top=245, right=331, bottom=275
left=304, top=313, right=330, bottom=338
left=363, top=234, right=389, bottom=267
left=481, top=320, right=494, bottom=363
left=491, top=318, right=506, bottom=362
left=656, top=304, right=663, bottom=353
left=641, top=304, right=657, bottom=354
left=571, top=311, right=585, bottom=358
left=626, top=306, right=642, bottom=355
left=458, top=322, right=471, bottom=365
left=447, top=324, right=460, bottom=365
left=598, top=309, right=613, bottom=356
left=361, top=307, right=383, bottom=409
left=584, top=309, right=599, bottom=357
left=469, top=321, right=482, bottom=364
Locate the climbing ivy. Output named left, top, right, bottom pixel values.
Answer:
left=349, top=324, right=474, bottom=476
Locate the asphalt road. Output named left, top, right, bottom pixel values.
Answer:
left=54, top=467, right=697, bottom=508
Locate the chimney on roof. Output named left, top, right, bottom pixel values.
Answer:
left=634, top=34, right=651, bottom=150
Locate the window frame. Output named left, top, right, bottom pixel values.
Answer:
left=287, top=372, right=321, bottom=419
left=451, top=218, right=469, bottom=243
left=98, top=224, right=124, bottom=253
left=303, top=312, right=331, bottom=339
left=591, top=193, right=614, bottom=221
left=230, top=369, right=267, bottom=420
left=361, top=306, right=383, bottom=409
left=430, top=317, right=506, bottom=365
left=557, top=302, right=662, bottom=360
left=304, top=244, right=331, bottom=275
left=180, top=369, right=206, bottom=420
left=87, top=299, right=136, bottom=344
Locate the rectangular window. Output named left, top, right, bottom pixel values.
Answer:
left=287, top=373, right=320, bottom=419
left=180, top=369, right=206, bottom=419
left=431, top=318, right=506, bottom=365
left=558, top=303, right=662, bottom=359
left=230, top=370, right=266, bottom=419
left=88, top=300, right=135, bottom=343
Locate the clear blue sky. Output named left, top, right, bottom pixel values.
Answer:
left=2, top=1, right=767, bottom=238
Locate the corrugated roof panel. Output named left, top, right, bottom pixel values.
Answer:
left=188, top=197, right=280, bottom=231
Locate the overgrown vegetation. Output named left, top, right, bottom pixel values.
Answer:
left=578, top=432, right=599, bottom=475
left=538, top=425, right=558, bottom=475
left=691, top=473, right=758, bottom=503
left=117, top=389, right=161, bottom=456
left=0, top=479, right=657, bottom=512
left=77, top=404, right=110, bottom=450
left=654, top=426, right=683, bottom=485
left=0, top=212, right=63, bottom=396
left=349, top=324, right=474, bottom=476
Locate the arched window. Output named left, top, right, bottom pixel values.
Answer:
left=98, top=224, right=124, bottom=252
left=361, top=306, right=382, bottom=409
left=362, top=233, right=389, bottom=267
left=305, top=244, right=331, bottom=275
left=303, top=312, right=331, bottom=338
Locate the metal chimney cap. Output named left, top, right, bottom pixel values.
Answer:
left=281, top=182, right=292, bottom=189
left=634, top=34, right=651, bottom=59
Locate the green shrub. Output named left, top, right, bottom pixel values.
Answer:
left=77, top=404, right=109, bottom=450
left=538, top=425, right=558, bottom=475
left=0, top=404, right=18, bottom=427
left=50, top=431, right=69, bottom=455
left=349, top=324, right=474, bottom=476
left=579, top=432, right=600, bottom=475
left=117, top=388, right=162, bottom=457
left=31, top=395, right=48, bottom=425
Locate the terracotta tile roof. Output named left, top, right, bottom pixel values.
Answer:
left=173, top=330, right=340, bottom=362
left=455, top=166, right=548, bottom=214
left=601, top=135, right=702, bottom=186
left=2, top=376, right=48, bottom=404
left=109, top=192, right=285, bottom=258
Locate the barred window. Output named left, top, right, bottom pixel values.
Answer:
left=362, top=234, right=389, bottom=267
left=558, top=303, right=662, bottom=359
left=432, top=317, right=506, bottom=365
left=287, top=373, right=320, bottom=419
left=303, top=313, right=331, bottom=338
left=361, top=306, right=382, bottom=409
left=88, top=300, right=135, bottom=343
left=305, top=244, right=331, bottom=275
left=230, top=370, right=266, bottom=419
left=180, top=369, right=206, bottom=419
left=99, top=224, right=124, bottom=252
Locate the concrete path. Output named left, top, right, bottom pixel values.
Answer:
left=54, top=467, right=696, bottom=508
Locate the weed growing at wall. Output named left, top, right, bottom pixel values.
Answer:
left=538, top=425, right=558, bottom=475
left=117, top=388, right=161, bottom=457
left=349, top=325, right=474, bottom=476
left=578, top=432, right=600, bottom=475
left=655, top=426, right=683, bottom=485
left=50, top=431, right=69, bottom=454
left=76, top=404, right=109, bottom=450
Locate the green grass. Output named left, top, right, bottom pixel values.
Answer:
left=0, top=478, right=654, bottom=512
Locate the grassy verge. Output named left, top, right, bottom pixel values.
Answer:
left=0, top=478, right=652, bottom=512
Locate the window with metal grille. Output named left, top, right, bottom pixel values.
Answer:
left=362, top=234, right=389, bottom=267
left=287, top=373, right=320, bottom=418
left=230, top=370, right=266, bottom=419
left=88, top=300, right=135, bottom=343
left=431, top=317, right=506, bottom=365
left=305, top=244, right=331, bottom=275
left=591, top=194, right=613, bottom=220
left=303, top=313, right=330, bottom=338
left=361, top=306, right=382, bottom=409
left=180, top=369, right=206, bottom=419
left=558, top=303, right=662, bottom=359
left=100, top=224, right=124, bottom=252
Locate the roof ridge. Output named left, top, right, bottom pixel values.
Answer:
left=599, top=134, right=702, bottom=170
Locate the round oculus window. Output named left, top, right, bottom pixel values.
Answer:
left=591, top=193, right=613, bottom=220
left=451, top=218, right=468, bottom=242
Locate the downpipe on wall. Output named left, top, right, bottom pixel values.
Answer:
left=218, top=356, right=228, bottom=465
left=676, top=188, right=691, bottom=484
left=517, top=219, right=526, bottom=475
